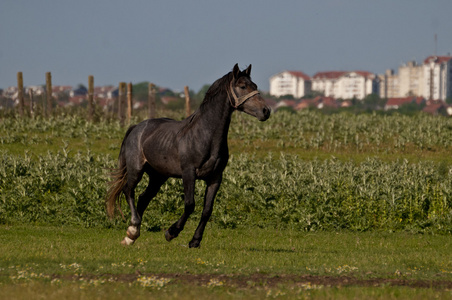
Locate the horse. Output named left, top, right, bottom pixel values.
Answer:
left=106, top=64, right=270, bottom=248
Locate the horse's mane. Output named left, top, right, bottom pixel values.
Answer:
left=199, top=72, right=232, bottom=112
left=179, top=69, right=248, bottom=134
left=182, top=72, right=232, bottom=128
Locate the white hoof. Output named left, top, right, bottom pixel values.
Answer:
left=121, top=236, right=135, bottom=246
left=126, top=225, right=140, bottom=239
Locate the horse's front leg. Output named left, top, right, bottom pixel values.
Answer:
left=189, top=177, right=222, bottom=248
left=165, top=168, right=196, bottom=242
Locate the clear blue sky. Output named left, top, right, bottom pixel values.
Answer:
left=1, top=0, right=451, bottom=93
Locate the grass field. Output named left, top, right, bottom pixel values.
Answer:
left=1, top=110, right=452, bottom=298
left=1, top=225, right=452, bottom=299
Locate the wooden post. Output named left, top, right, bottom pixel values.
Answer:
left=17, top=72, right=25, bottom=117
left=127, top=82, right=133, bottom=123
left=88, top=75, right=94, bottom=121
left=184, top=86, right=191, bottom=117
left=148, top=83, right=156, bottom=119
left=118, top=82, right=126, bottom=125
left=46, top=72, right=52, bottom=117
left=29, top=89, right=34, bottom=116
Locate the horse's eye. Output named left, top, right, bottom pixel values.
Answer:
left=240, top=86, right=246, bottom=90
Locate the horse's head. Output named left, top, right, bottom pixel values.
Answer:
left=229, top=64, right=271, bottom=121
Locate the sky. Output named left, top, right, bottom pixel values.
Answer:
left=1, top=0, right=452, bottom=93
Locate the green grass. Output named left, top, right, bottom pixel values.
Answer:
left=1, top=111, right=452, bottom=298
left=1, top=225, right=451, bottom=299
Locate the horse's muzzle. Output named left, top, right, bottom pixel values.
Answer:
left=260, top=106, right=271, bottom=121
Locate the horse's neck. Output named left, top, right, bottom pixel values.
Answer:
left=197, top=93, right=234, bottom=141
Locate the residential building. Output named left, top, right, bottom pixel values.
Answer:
left=422, top=56, right=452, bottom=101
left=269, top=71, right=311, bottom=98
left=311, top=71, right=346, bottom=98
left=378, top=69, right=399, bottom=99
left=336, top=71, right=376, bottom=99
left=399, top=61, right=423, bottom=97
left=378, top=55, right=452, bottom=101
left=312, top=71, right=376, bottom=100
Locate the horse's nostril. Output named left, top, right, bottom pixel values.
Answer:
left=263, top=107, right=270, bottom=118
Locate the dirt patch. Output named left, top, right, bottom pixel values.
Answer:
left=56, top=272, right=452, bottom=290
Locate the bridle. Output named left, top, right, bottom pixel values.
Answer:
left=227, top=80, right=260, bottom=109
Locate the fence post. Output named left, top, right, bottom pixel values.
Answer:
left=127, top=82, right=133, bottom=123
left=46, top=72, right=52, bottom=117
left=29, top=89, right=34, bottom=117
left=88, top=75, right=94, bottom=121
left=17, top=72, right=25, bottom=117
left=148, top=83, right=156, bottom=119
left=184, top=85, right=191, bottom=117
left=118, top=82, right=126, bottom=125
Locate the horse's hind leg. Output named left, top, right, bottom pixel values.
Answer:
left=121, top=171, right=144, bottom=245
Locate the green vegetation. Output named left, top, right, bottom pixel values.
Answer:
left=1, top=226, right=451, bottom=299
left=1, top=110, right=451, bottom=298
left=1, top=111, right=451, bottom=232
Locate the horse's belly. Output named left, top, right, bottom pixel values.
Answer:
left=146, top=155, right=182, bottom=177
left=195, top=156, right=226, bottom=178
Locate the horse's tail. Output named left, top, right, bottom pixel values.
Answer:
left=106, top=125, right=137, bottom=219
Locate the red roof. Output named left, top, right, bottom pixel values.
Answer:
left=313, top=71, right=374, bottom=79
left=286, top=71, right=311, bottom=81
left=386, top=97, right=413, bottom=106
left=423, top=56, right=452, bottom=64
left=353, top=71, right=374, bottom=78
left=295, top=96, right=338, bottom=110
left=312, top=71, right=347, bottom=79
left=386, top=97, right=425, bottom=107
left=422, top=103, right=446, bottom=115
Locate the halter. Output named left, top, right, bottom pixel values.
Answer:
left=228, top=80, right=260, bottom=109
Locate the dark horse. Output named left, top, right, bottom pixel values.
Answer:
left=106, top=64, right=270, bottom=248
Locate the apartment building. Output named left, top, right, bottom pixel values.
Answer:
left=399, top=61, right=423, bottom=97
left=378, top=69, right=399, bottom=99
left=311, top=71, right=346, bottom=98
left=379, top=55, right=452, bottom=101
left=270, top=54, right=452, bottom=101
left=422, top=56, right=452, bottom=101
left=312, top=71, right=376, bottom=100
left=269, top=71, right=311, bottom=98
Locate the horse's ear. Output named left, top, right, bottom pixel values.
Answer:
left=244, top=64, right=252, bottom=76
left=232, top=63, right=240, bottom=79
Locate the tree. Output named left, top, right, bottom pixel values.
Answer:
left=279, top=94, right=295, bottom=100
left=132, top=82, right=150, bottom=102
left=398, top=102, right=422, bottom=115
left=302, top=90, right=324, bottom=99
left=362, top=94, right=385, bottom=110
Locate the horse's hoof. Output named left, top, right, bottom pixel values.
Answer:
left=126, top=226, right=140, bottom=240
left=121, top=236, right=135, bottom=246
left=165, top=230, right=175, bottom=242
left=189, top=240, right=200, bottom=248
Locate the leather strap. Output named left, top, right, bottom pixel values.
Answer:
left=228, top=81, right=260, bottom=108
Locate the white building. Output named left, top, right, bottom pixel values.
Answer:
left=422, top=56, right=452, bottom=101
left=378, top=55, right=452, bottom=101
left=378, top=69, right=399, bottom=99
left=269, top=71, right=311, bottom=98
left=311, top=71, right=346, bottom=98
left=312, top=71, right=376, bottom=100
